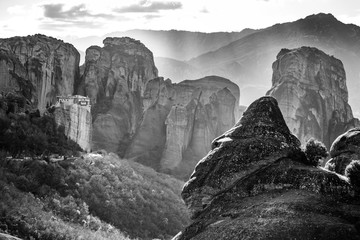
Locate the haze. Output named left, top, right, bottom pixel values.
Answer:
left=1, top=0, right=360, bottom=39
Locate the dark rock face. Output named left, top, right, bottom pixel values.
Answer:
left=267, top=47, right=359, bottom=148
left=79, top=37, right=158, bottom=155
left=126, top=76, right=239, bottom=179
left=175, top=96, right=359, bottom=240
left=325, top=128, right=360, bottom=175
left=182, top=96, right=301, bottom=217
left=0, top=34, right=80, bottom=114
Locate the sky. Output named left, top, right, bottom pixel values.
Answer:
left=1, top=0, right=360, bottom=40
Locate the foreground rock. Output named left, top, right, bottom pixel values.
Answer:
left=174, top=96, right=359, bottom=240
left=126, top=76, right=239, bottom=179
left=325, top=128, right=360, bottom=175
left=0, top=233, right=22, bottom=240
left=78, top=37, right=158, bottom=155
left=0, top=34, right=80, bottom=114
left=267, top=47, right=359, bottom=148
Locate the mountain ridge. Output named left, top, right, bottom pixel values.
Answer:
left=183, top=13, right=360, bottom=116
left=69, top=28, right=258, bottom=64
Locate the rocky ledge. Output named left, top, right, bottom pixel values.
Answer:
left=174, top=96, right=360, bottom=240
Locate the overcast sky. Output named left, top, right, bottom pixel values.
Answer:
left=1, top=0, right=360, bottom=39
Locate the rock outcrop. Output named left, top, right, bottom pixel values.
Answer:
left=325, top=128, right=360, bottom=175
left=174, top=96, right=360, bottom=240
left=0, top=34, right=80, bottom=114
left=54, top=100, right=92, bottom=152
left=267, top=47, right=359, bottom=148
left=0, top=233, right=23, bottom=240
left=126, top=76, right=239, bottom=179
left=79, top=37, right=158, bottom=155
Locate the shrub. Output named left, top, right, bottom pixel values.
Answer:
left=303, top=138, right=328, bottom=166
left=0, top=180, right=131, bottom=240
left=345, top=160, right=360, bottom=187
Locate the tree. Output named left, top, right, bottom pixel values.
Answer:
left=345, top=160, right=360, bottom=187
left=303, top=138, right=328, bottom=166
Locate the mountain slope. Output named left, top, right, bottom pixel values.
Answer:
left=187, top=13, right=360, bottom=115
left=0, top=152, right=189, bottom=239
left=70, top=29, right=257, bottom=64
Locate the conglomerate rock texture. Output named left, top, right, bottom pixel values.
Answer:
left=54, top=102, right=92, bottom=152
left=325, top=128, right=360, bottom=175
left=0, top=34, right=80, bottom=114
left=267, top=47, right=359, bottom=148
left=174, top=96, right=360, bottom=240
left=126, top=76, right=239, bottom=179
left=78, top=37, right=158, bottom=155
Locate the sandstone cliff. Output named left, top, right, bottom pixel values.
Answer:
left=126, top=76, right=239, bottom=179
left=54, top=101, right=92, bottom=152
left=267, top=47, right=359, bottom=148
left=79, top=37, right=158, bottom=155
left=174, top=96, right=360, bottom=240
left=0, top=34, right=80, bottom=114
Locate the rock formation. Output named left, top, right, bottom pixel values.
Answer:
left=79, top=37, right=158, bottom=155
left=325, top=128, right=360, bottom=175
left=174, top=96, right=360, bottom=240
left=54, top=99, right=92, bottom=152
left=126, top=76, right=239, bottom=179
left=0, top=34, right=80, bottom=114
left=267, top=47, right=359, bottom=148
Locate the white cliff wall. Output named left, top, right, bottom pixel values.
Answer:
left=55, top=103, right=92, bottom=152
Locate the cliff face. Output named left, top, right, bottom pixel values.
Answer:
left=267, top=47, right=359, bottom=147
left=174, top=96, right=360, bottom=240
left=79, top=37, right=158, bottom=155
left=125, top=76, right=239, bottom=179
left=0, top=34, right=80, bottom=114
left=54, top=102, right=92, bottom=152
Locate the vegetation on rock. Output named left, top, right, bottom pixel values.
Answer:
left=303, top=138, right=328, bottom=166
left=345, top=160, right=360, bottom=187
left=0, top=113, right=81, bottom=158
left=0, top=179, right=130, bottom=240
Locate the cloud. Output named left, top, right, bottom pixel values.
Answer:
left=42, top=3, right=115, bottom=20
left=7, top=5, right=27, bottom=15
left=39, top=20, right=103, bottom=31
left=114, top=1, right=182, bottom=13
left=144, top=14, right=161, bottom=20
left=200, top=7, right=209, bottom=13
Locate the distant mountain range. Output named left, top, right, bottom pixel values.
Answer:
left=68, top=13, right=360, bottom=117
left=187, top=13, right=360, bottom=111
left=69, top=28, right=257, bottom=63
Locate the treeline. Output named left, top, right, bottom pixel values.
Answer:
left=0, top=95, right=81, bottom=157
left=0, top=152, right=190, bottom=239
